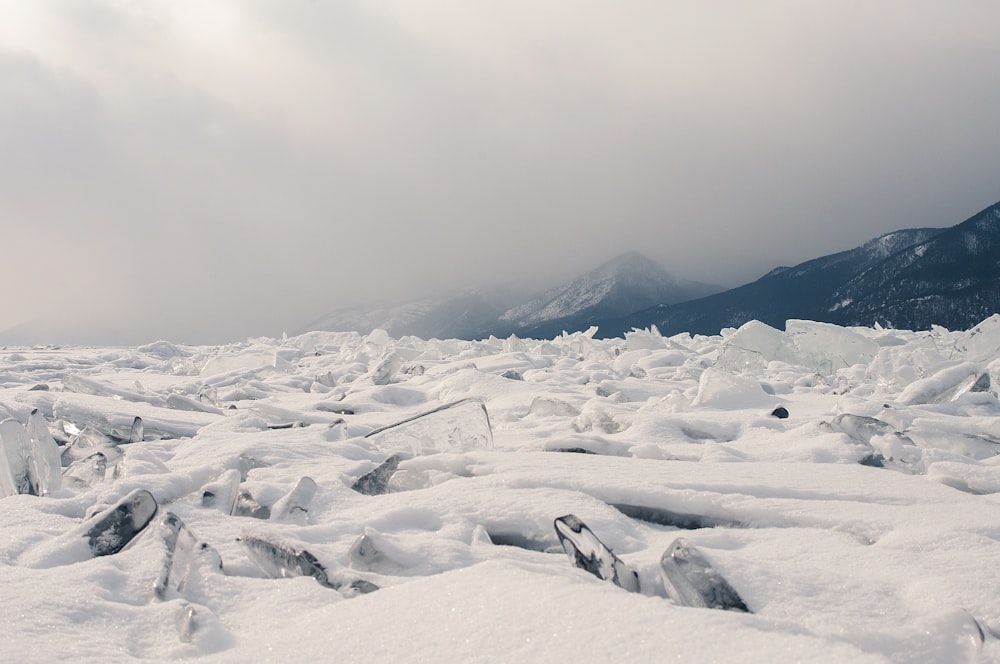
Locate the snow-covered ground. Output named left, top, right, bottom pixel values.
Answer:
left=2, top=317, right=1000, bottom=662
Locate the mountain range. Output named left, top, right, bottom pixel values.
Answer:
left=602, top=201, right=1000, bottom=336
left=301, top=252, right=721, bottom=339
left=305, top=201, right=1000, bottom=339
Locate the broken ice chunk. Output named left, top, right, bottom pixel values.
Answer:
left=270, top=477, right=317, bottom=522
left=153, top=512, right=223, bottom=601
left=232, top=488, right=270, bottom=519
left=351, top=455, right=402, bottom=496
left=371, top=353, right=403, bottom=386
left=554, top=514, right=640, bottom=593
left=694, top=368, right=773, bottom=409
left=85, top=489, right=159, bottom=557
left=61, top=426, right=121, bottom=468
left=128, top=416, right=144, bottom=444
left=200, top=469, right=241, bottom=514
left=659, top=537, right=749, bottom=612
left=899, top=362, right=992, bottom=405
left=348, top=530, right=405, bottom=573
left=27, top=409, right=62, bottom=495
left=364, top=399, right=493, bottom=455
left=529, top=397, right=581, bottom=418
left=0, top=418, right=34, bottom=496
left=62, top=452, right=108, bottom=488
left=238, top=534, right=334, bottom=585
left=238, top=534, right=379, bottom=596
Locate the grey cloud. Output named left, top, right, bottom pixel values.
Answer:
left=1, top=1, right=999, bottom=344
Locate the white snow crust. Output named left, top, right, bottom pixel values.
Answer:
left=2, top=317, right=1000, bottom=662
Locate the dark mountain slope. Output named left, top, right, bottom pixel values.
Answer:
left=600, top=227, right=945, bottom=337
left=832, top=202, right=1000, bottom=330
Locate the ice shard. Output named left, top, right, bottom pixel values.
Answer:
left=63, top=451, right=108, bottom=488
left=22, top=488, right=158, bottom=568
left=166, top=393, right=223, bottom=414
left=153, top=512, right=222, bottom=601
left=553, top=514, right=640, bottom=593
left=238, top=534, right=378, bottom=595
left=825, top=414, right=920, bottom=471
left=232, top=489, right=271, bottom=519
left=347, top=531, right=404, bottom=573
left=370, top=353, right=402, bottom=386
left=659, top=537, right=749, bottom=611
left=351, top=455, right=402, bottom=496
left=899, top=362, right=992, bottom=405
left=27, top=409, right=61, bottom=495
left=85, top=489, right=159, bottom=557
left=827, top=414, right=898, bottom=445
left=364, top=399, right=493, bottom=456
left=61, top=425, right=122, bottom=468
left=0, top=419, right=34, bottom=496
left=270, top=476, right=317, bottom=522
left=128, top=416, right=144, bottom=444
left=200, top=469, right=241, bottom=514
left=61, top=374, right=167, bottom=407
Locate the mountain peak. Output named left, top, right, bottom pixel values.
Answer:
left=499, top=252, right=720, bottom=331
left=591, top=251, right=675, bottom=282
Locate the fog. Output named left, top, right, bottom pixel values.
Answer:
left=1, top=1, right=999, bottom=344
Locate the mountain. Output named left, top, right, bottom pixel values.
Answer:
left=599, top=228, right=945, bottom=336
left=300, top=252, right=722, bottom=339
left=491, top=252, right=721, bottom=338
left=299, top=285, right=529, bottom=340
left=830, top=202, right=1000, bottom=330
left=602, top=201, right=1000, bottom=336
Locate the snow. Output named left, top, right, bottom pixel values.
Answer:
left=1, top=319, right=999, bottom=662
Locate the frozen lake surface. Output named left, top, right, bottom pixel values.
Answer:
left=1, top=317, right=999, bottom=662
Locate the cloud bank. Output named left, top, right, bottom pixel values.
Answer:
left=1, top=1, right=998, bottom=343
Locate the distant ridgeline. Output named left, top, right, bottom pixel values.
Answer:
left=302, top=201, right=1000, bottom=339
left=603, top=201, right=1000, bottom=336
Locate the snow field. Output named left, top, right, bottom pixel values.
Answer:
left=1, top=317, right=999, bottom=662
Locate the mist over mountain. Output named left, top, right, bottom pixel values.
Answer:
left=303, top=201, right=1000, bottom=341
left=4, top=203, right=997, bottom=347
left=300, top=285, right=531, bottom=341
left=302, top=252, right=721, bottom=340
left=490, top=252, right=721, bottom=338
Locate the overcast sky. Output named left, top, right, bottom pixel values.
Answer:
left=1, top=1, right=999, bottom=344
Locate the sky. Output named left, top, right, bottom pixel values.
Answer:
left=1, top=0, right=999, bottom=345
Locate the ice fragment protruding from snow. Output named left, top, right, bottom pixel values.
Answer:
left=85, top=489, right=159, bottom=557
left=154, top=512, right=222, bottom=601
left=270, top=476, right=317, bottom=522
left=351, top=456, right=402, bottom=496
left=200, top=469, right=241, bottom=514
left=694, top=368, right=773, bottom=409
left=659, top=537, right=749, bottom=611
left=238, top=534, right=379, bottom=596
left=0, top=418, right=32, bottom=496
left=232, top=489, right=270, bottom=519
left=364, top=399, right=493, bottom=455
left=715, top=319, right=878, bottom=375
left=554, top=514, right=640, bottom=593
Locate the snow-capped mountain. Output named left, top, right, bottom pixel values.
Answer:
left=831, top=202, right=1000, bottom=330
left=301, top=252, right=721, bottom=340
left=492, top=251, right=720, bottom=338
left=603, top=201, right=1000, bottom=336
left=600, top=227, right=944, bottom=336
left=302, top=202, right=1000, bottom=341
